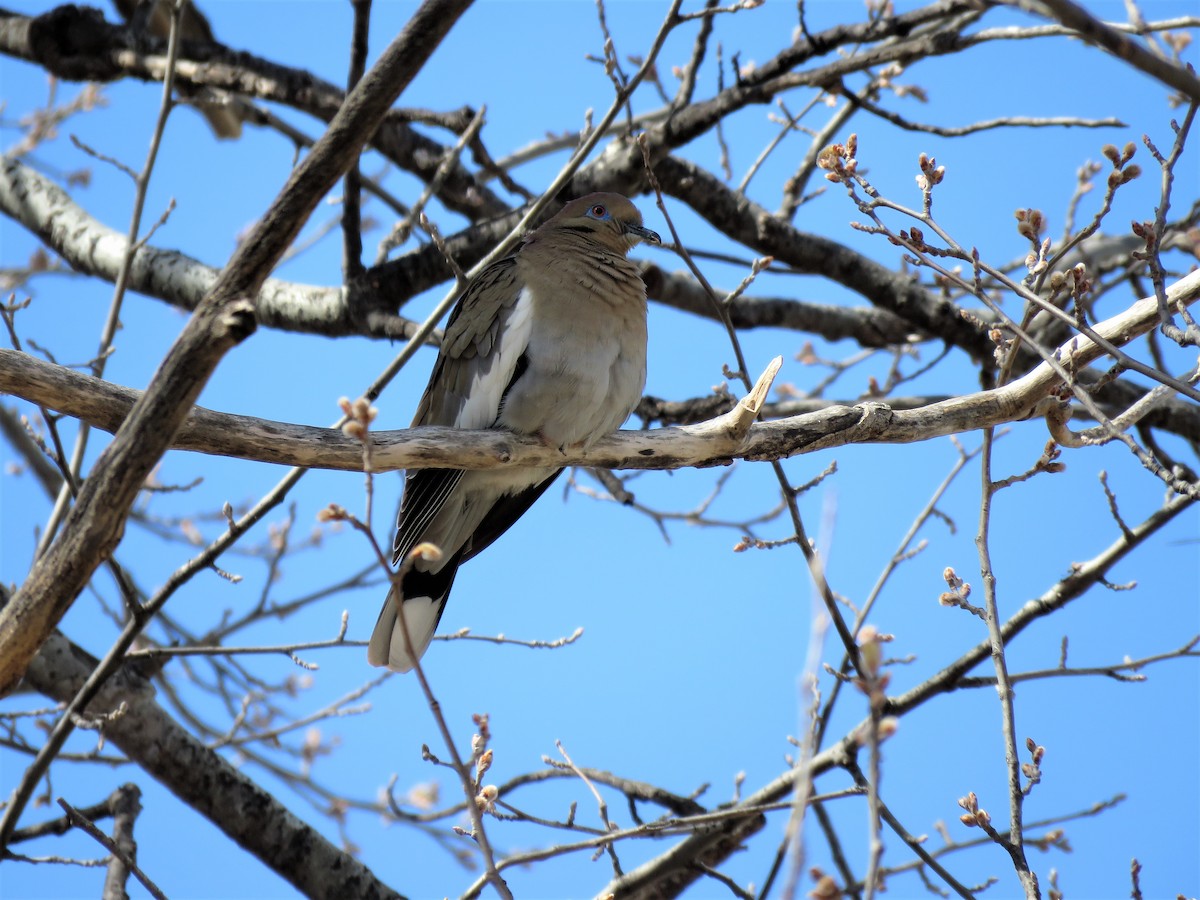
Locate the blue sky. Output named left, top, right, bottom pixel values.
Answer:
left=2, top=1, right=1198, bottom=898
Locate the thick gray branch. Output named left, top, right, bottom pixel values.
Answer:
left=0, top=4, right=504, bottom=220
left=0, top=156, right=425, bottom=341
left=640, top=262, right=924, bottom=347
left=1, top=154, right=942, bottom=352
left=652, top=155, right=996, bottom=360
left=24, top=634, right=402, bottom=900
left=0, top=0, right=475, bottom=698
left=5, top=269, right=1195, bottom=473
left=1027, top=0, right=1200, bottom=102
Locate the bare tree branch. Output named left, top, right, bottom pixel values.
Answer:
left=0, top=4, right=506, bottom=220
left=1022, top=0, right=1200, bottom=102
left=2, top=2, right=1197, bottom=895
left=0, top=141, right=426, bottom=341
left=640, top=262, right=923, bottom=346
left=0, top=0, right=474, bottom=734
left=23, top=633, right=401, bottom=900
left=651, top=155, right=996, bottom=360
left=3, top=268, right=1197, bottom=475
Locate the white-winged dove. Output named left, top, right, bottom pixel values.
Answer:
left=368, top=193, right=660, bottom=672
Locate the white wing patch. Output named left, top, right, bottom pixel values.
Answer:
left=455, top=286, right=534, bottom=430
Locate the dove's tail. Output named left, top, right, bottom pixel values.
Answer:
left=368, top=563, right=460, bottom=672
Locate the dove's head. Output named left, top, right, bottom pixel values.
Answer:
left=544, top=193, right=661, bottom=255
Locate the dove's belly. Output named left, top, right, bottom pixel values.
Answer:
left=499, top=299, right=646, bottom=449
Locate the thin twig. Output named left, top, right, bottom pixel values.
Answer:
left=340, top=0, right=372, bottom=281
left=58, top=796, right=168, bottom=900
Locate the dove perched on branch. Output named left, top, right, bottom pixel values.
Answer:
left=369, top=193, right=660, bottom=672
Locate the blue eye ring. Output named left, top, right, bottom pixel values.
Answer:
left=589, top=204, right=609, bottom=220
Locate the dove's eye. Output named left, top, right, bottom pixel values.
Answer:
left=589, top=204, right=609, bottom=219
